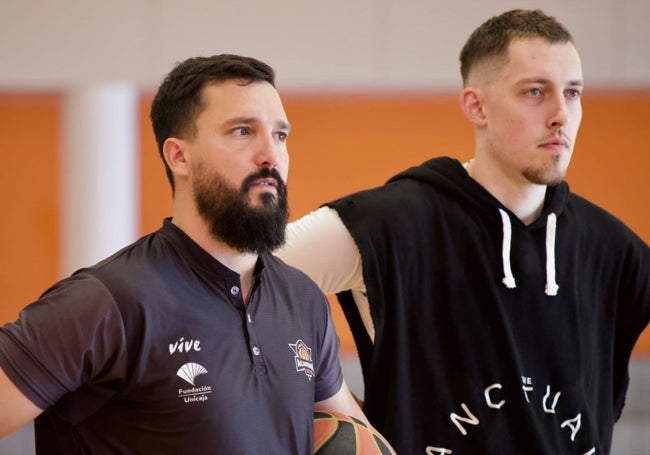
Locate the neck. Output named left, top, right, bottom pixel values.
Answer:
left=171, top=209, right=259, bottom=305
left=465, top=158, right=547, bottom=225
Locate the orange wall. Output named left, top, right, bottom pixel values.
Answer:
left=0, top=94, right=61, bottom=319
left=2, top=91, right=650, bottom=354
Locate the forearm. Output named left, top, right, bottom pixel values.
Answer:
left=0, top=366, right=43, bottom=439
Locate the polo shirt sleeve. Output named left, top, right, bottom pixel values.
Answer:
left=0, top=274, right=128, bottom=410
left=313, top=293, right=344, bottom=402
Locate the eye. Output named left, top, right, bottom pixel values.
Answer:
left=566, top=88, right=582, bottom=99
left=276, top=131, right=288, bottom=142
left=527, top=87, right=543, bottom=96
left=233, top=127, right=251, bottom=136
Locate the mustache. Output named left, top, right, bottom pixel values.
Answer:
left=541, top=130, right=571, bottom=148
left=242, top=167, right=286, bottom=192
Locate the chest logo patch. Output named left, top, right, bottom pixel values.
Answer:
left=176, top=362, right=212, bottom=403
left=289, top=339, right=314, bottom=381
left=177, top=362, right=208, bottom=386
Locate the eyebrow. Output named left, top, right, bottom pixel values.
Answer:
left=517, top=77, right=584, bottom=87
left=224, top=116, right=291, bottom=131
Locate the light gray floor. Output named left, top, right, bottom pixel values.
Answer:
left=1, top=357, right=649, bottom=454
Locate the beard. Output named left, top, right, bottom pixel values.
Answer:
left=193, top=166, right=289, bottom=254
left=522, top=154, right=569, bottom=187
left=523, top=167, right=565, bottom=186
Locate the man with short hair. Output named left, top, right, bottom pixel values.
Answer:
left=277, top=9, right=650, bottom=454
left=0, top=54, right=373, bottom=454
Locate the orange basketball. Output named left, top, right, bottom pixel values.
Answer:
left=313, top=410, right=395, bottom=454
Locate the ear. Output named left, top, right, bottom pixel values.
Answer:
left=459, top=87, right=487, bottom=127
left=163, top=137, right=190, bottom=178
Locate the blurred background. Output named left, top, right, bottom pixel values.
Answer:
left=1, top=0, right=649, bottom=453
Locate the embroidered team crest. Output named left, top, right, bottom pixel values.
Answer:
left=289, top=339, right=315, bottom=381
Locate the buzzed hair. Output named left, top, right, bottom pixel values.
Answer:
left=459, top=9, right=574, bottom=86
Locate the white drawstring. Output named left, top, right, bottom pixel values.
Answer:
left=499, top=209, right=517, bottom=289
left=498, top=209, right=559, bottom=296
left=544, top=213, right=559, bottom=296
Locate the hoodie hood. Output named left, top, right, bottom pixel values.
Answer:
left=387, top=157, right=570, bottom=295
left=387, top=157, right=570, bottom=225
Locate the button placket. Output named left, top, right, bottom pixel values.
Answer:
left=245, top=289, right=266, bottom=374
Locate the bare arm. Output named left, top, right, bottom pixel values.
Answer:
left=315, top=379, right=395, bottom=453
left=314, top=379, right=366, bottom=423
left=278, top=206, right=377, bottom=342
left=0, top=366, right=43, bottom=439
left=277, top=207, right=364, bottom=294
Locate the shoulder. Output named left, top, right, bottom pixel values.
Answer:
left=263, top=253, right=327, bottom=295
left=39, top=273, right=118, bottom=309
left=567, top=194, right=640, bottom=236
left=75, top=230, right=176, bottom=294
left=30, top=275, right=125, bottom=341
left=566, top=193, right=649, bottom=255
left=326, top=158, right=464, bottom=220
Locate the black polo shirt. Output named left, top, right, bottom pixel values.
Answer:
left=0, top=220, right=343, bottom=454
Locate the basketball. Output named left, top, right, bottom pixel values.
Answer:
left=313, top=410, right=395, bottom=454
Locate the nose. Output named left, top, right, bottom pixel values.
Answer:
left=548, top=94, right=569, bottom=129
left=256, top=133, right=281, bottom=169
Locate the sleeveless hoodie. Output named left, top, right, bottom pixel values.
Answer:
left=327, top=157, right=650, bottom=454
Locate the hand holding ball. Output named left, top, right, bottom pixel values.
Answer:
left=314, top=411, right=396, bottom=454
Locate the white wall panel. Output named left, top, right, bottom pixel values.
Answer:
left=0, top=0, right=648, bottom=91
left=0, top=0, right=150, bottom=88
left=153, top=0, right=384, bottom=91
left=556, top=0, right=621, bottom=87
left=617, top=0, right=650, bottom=86
left=379, top=0, right=552, bottom=90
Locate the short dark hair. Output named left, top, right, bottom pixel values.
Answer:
left=459, top=9, right=574, bottom=85
left=150, top=54, right=276, bottom=191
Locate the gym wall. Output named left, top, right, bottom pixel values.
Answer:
left=2, top=90, right=649, bottom=354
